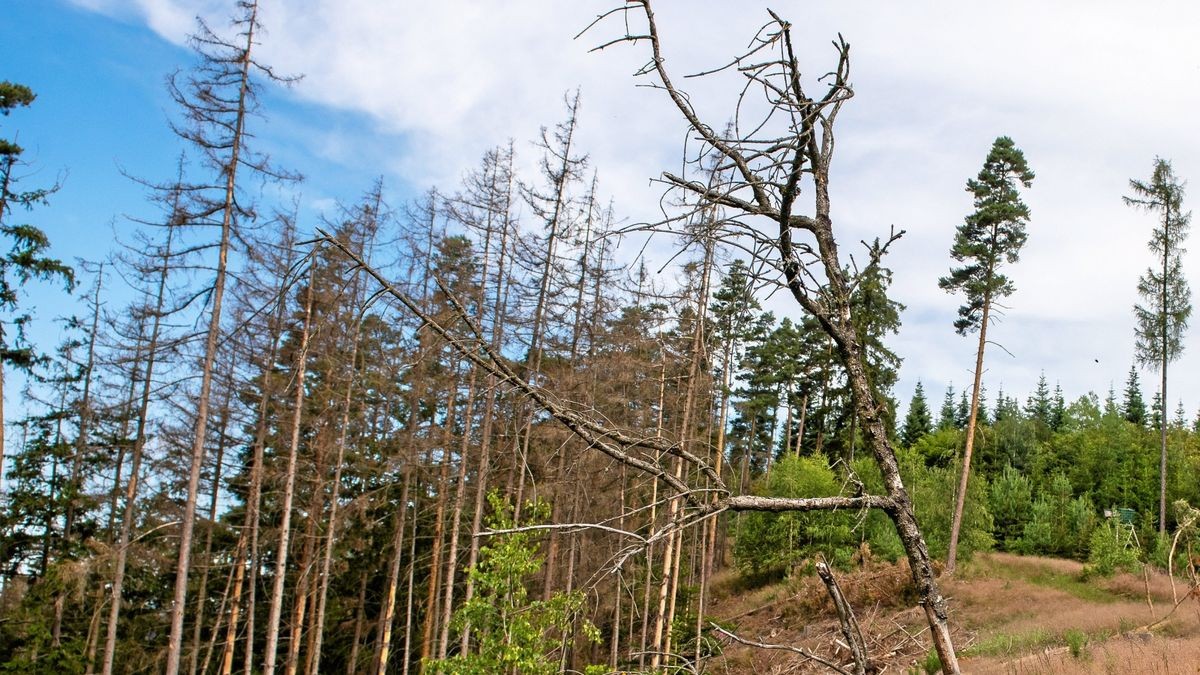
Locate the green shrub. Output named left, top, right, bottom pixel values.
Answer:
left=923, top=649, right=942, bottom=674
left=733, top=455, right=856, bottom=575
left=1018, top=472, right=1095, bottom=559
left=851, top=451, right=993, bottom=563
left=901, top=452, right=993, bottom=561
left=1064, top=628, right=1087, bottom=658
left=989, top=465, right=1033, bottom=551
left=1086, top=519, right=1141, bottom=577
left=427, top=492, right=600, bottom=675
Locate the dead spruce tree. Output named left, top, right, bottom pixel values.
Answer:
left=320, top=4, right=961, bottom=672
left=162, top=2, right=297, bottom=672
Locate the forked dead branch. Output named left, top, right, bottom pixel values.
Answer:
left=584, top=1, right=961, bottom=671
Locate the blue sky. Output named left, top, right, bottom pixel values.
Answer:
left=7, top=0, right=1200, bottom=423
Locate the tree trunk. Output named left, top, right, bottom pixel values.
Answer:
left=437, top=366, right=479, bottom=658
left=400, top=491, right=419, bottom=675
left=514, top=91, right=581, bottom=518
left=419, top=377, right=459, bottom=664
left=102, top=220, right=175, bottom=675
left=373, top=470, right=411, bottom=675
left=218, top=536, right=247, bottom=675
left=242, top=232, right=298, bottom=675
left=1159, top=224, right=1170, bottom=535
left=263, top=263, right=316, bottom=675
left=165, top=3, right=257, bottom=669
left=347, top=574, right=367, bottom=675
left=946, top=295, right=990, bottom=574
left=55, top=266, right=103, bottom=645
left=190, top=373, right=234, bottom=675
left=460, top=155, right=514, bottom=651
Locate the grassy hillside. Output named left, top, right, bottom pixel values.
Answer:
left=705, top=553, right=1200, bottom=673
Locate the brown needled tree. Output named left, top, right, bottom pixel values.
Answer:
left=162, top=2, right=298, bottom=671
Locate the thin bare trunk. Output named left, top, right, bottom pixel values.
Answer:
left=460, top=157, right=514, bottom=650
left=706, top=344, right=733, bottom=579
left=419, top=381, right=459, bottom=663
left=263, top=263, right=316, bottom=675
left=218, top=536, right=247, bottom=675
left=165, top=1, right=257, bottom=667
left=373, top=470, right=411, bottom=675
left=242, top=237, right=297, bottom=675
left=285, top=493, right=320, bottom=675
left=347, top=574, right=367, bottom=675
left=102, top=222, right=175, bottom=675
left=400, top=491, right=419, bottom=675
left=609, top=464, right=626, bottom=669
left=651, top=458, right=683, bottom=670
left=946, top=296, right=989, bottom=574
left=308, top=336, right=362, bottom=675
left=515, top=92, right=581, bottom=518
left=190, top=375, right=234, bottom=675
left=438, top=367, right=479, bottom=658
left=641, top=353, right=667, bottom=671
left=200, top=536, right=244, bottom=675
left=64, top=266, right=103, bottom=546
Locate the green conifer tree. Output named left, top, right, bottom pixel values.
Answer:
left=1125, top=157, right=1192, bottom=533
left=0, top=80, right=74, bottom=486
left=1122, top=365, right=1147, bottom=427
left=1050, top=384, right=1066, bottom=431
left=938, top=385, right=957, bottom=430
left=1104, top=384, right=1121, bottom=419
left=900, top=381, right=933, bottom=448
left=955, top=390, right=971, bottom=429
left=939, top=136, right=1034, bottom=573
left=1024, top=372, right=1052, bottom=427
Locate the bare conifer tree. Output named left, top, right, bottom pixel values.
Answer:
left=162, top=2, right=297, bottom=671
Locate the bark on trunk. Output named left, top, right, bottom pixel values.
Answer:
left=946, top=296, right=990, bottom=574
left=373, top=471, right=411, bottom=675
left=263, top=264, right=316, bottom=675
left=164, top=3, right=257, bottom=668
left=102, top=221, right=175, bottom=675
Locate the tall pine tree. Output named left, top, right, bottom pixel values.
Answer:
left=939, top=136, right=1034, bottom=573
left=1125, top=157, right=1192, bottom=534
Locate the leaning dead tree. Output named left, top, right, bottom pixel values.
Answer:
left=320, top=3, right=960, bottom=672
left=583, top=2, right=960, bottom=671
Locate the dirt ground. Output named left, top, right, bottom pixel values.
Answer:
left=703, top=552, right=1200, bottom=674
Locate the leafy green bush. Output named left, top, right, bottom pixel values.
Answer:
left=1085, top=519, right=1141, bottom=577
left=923, top=649, right=942, bottom=674
left=852, top=451, right=993, bottom=563
left=910, top=427, right=961, bottom=468
left=733, top=455, right=855, bottom=575
left=1064, top=628, right=1087, bottom=658
left=427, top=492, right=600, bottom=675
left=900, top=452, right=993, bottom=561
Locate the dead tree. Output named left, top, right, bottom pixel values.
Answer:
left=584, top=3, right=960, bottom=670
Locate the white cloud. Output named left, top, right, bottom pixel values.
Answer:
left=71, top=0, right=1200, bottom=413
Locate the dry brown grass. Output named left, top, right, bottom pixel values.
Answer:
left=704, top=552, right=1200, bottom=674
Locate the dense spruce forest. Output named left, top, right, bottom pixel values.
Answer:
left=2, top=1, right=1199, bottom=674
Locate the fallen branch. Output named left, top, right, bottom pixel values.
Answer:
left=817, top=560, right=874, bottom=675
left=710, top=623, right=851, bottom=675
